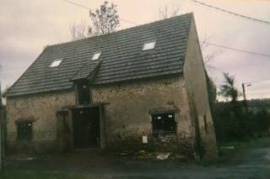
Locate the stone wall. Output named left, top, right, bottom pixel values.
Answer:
left=183, top=16, right=218, bottom=160
left=6, top=91, right=75, bottom=153
left=91, top=77, right=196, bottom=155
left=6, top=76, right=196, bottom=156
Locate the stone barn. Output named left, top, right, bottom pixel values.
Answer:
left=5, top=13, right=217, bottom=160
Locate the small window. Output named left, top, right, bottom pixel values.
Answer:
left=152, top=112, right=176, bottom=137
left=203, top=115, right=208, bottom=133
left=50, top=59, right=62, bottom=67
left=143, top=41, right=156, bottom=51
left=77, top=81, right=90, bottom=105
left=17, top=121, right=33, bottom=141
left=92, top=51, right=102, bottom=60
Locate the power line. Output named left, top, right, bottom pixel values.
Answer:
left=250, top=79, right=270, bottom=85
left=63, top=0, right=270, bottom=82
left=205, top=63, right=226, bottom=75
left=207, top=66, right=270, bottom=86
left=191, top=0, right=270, bottom=26
left=207, top=63, right=270, bottom=86
left=64, top=0, right=270, bottom=55
left=63, top=0, right=89, bottom=9
left=63, top=1, right=269, bottom=59
left=204, top=42, right=270, bottom=59
left=62, top=0, right=138, bottom=25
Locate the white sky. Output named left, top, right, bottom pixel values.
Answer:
left=0, top=0, right=270, bottom=99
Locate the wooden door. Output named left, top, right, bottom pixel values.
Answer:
left=72, top=107, right=100, bottom=148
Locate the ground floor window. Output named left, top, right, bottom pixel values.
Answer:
left=152, top=112, right=176, bottom=136
left=17, top=121, right=33, bottom=141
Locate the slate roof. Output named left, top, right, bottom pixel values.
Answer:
left=7, top=13, right=193, bottom=97
left=71, top=60, right=101, bottom=81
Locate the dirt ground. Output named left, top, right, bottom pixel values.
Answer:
left=2, top=138, right=270, bottom=179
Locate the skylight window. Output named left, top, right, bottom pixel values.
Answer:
left=92, top=51, right=102, bottom=60
left=143, top=41, right=156, bottom=51
left=50, top=59, right=62, bottom=68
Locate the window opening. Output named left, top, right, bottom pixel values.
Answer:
left=152, top=112, right=176, bottom=137
left=50, top=59, right=63, bottom=67
left=17, top=121, right=33, bottom=141
left=143, top=41, right=156, bottom=51
left=203, top=115, right=208, bottom=133
left=77, top=81, right=90, bottom=105
left=92, top=52, right=102, bottom=60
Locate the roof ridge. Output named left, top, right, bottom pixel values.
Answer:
left=47, top=13, right=193, bottom=48
left=7, top=12, right=193, bottom=97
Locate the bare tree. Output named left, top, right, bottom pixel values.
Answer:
left=200, top=35, right=223, bottom=64
left=69, top=1, right=120, bottom=40
left=69, top=23, right=87, bottom=40
left=89, top=1, right=120, bottom=35
left=159, top=5, right=180, bottom=19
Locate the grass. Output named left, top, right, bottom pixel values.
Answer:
left=197, top=136, right=270, bottom=166
left=0, top=169, right=166, bottom=179
left=2, top=137, right=270, bottom=178
left=216, top=136, right=270, bottom=165
left=0, top=170, right=92, bottom=179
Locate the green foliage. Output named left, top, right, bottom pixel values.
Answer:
left=89, top=1, right=120, bottom=35
left=214, top=102, right=270, bottom=143
left=219, top=73, right=239, bottom=103
left=206, top=72, right=217, bottom=111
left=0, top=170, right=91, bottom=179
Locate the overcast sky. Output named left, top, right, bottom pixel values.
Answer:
left=1, top=0, right=270, bottom=99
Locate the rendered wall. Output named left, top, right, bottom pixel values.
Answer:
left=183, top=16, right=218, bottom=160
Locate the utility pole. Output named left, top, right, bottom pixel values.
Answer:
left=242, top=82, right=251, bottom=111
left=242, top=83, right=247, bottom=101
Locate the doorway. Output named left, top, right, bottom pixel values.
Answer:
left=72, top=107, right=100, bottom=148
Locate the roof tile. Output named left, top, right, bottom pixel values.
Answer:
left=7, top=13, right=193, bottom=97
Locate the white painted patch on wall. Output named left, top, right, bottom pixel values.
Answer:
left=142, top=135, right=148, bottom=144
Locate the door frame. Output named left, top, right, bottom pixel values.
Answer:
left=70, top=104, right=105, bottom=149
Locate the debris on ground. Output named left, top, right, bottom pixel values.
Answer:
left=220, top=146, right=235, bottom=150
left=12, top=156, right=36, bottom=161
left=156, top=152, right=171, bottom=160
left=173, top=154, right=186, bottom=160
left=119, top=152, right=129, bottom=156
left=117, top=150, right=188, bottom=161
left=137, top=150, right=155, bottom=159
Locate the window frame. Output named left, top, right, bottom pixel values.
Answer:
left=16, top=121, right=33, bottom=142
left=151, top=112, right=177, bottom=137
left=142, top=41, right=156, bottom=51
left=92, top=51, right=102, bottom=61
left=76, top=81, right=91, bottom=105
left=49, top=59, right=63, bottom=68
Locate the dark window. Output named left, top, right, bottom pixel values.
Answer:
left=77, top=81, right=90, bottom=105
left=152, top=113, right=176, bottom=136
left=17, top=122, right=33, bottom=141
left=203, top=115, right=208, bottom=133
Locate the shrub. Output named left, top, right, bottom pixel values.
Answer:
left=213, top=101, right=270, bottom=143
